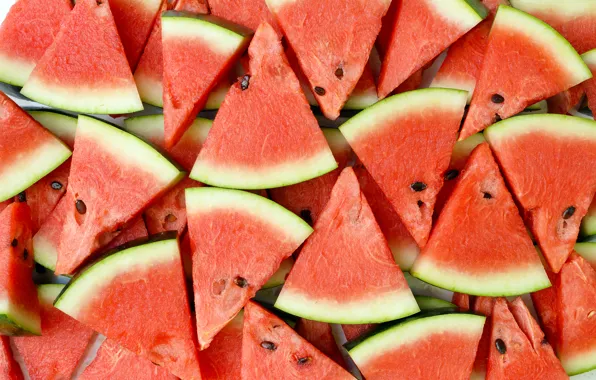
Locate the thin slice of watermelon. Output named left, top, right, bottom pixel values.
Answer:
left=186, top=187, right=312, bottom=349
left=20, top=0, right=143, bottom=114
left=460, top=6, right=592, bottom=140
left=296, top=319, right=345, bottom=368
left=55, top=116, right=183, bottom=275
left=0, top=336, right=23, bottom=380
left=209, top=0, right=280, bottom=33
left=103, top=217, right=148, bottom=251
left=339, top=88, right=467, bottom=247
left=575, top=242, right=596, bottom=269
left=0, top=0, right=72, bottom=87
left=242, top=301, right=352, bottom=379
left=55, top=237, right=201, bottom=379
left=485, top=114, right=596, bottom=273
left=13, top=284, right=94, bottom=380
left=275, top=168, right=419, bottom=324
left=348, top=313, right=486, bottom=379
left=191, top=23, right=337, bottom=189
left=411, top=143, right=550, bottom=295
left=452, top=293, right=472, bottom=312
left=198, top=311, right=243, bottom=380
left=266, top=0, right=389, bottom=119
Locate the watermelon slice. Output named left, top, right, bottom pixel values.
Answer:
left=0, top=93, right=71, bottom=203
left=103, top=217, right=148, bottom=251
left=411, top=143, right=549, bottom=295
left=0, top=0, right=72, bottom=87
left=452, top=293, right=471, bottom=312
left=54, top=116, right=183, bottom=275
left=20, top=0, right=143, bottom=115
left=191, top=23, right=337, bottom=189
left=582, top=199, right=596, bottom=237
left=209, top=0, right=280, bottom=33
left=174, top=0, right=210, bottom=14
left=485, top=114, right=596, bottom=273
left=241, top=301, right=352, bottom=379
left=0, top=336, right=23, bottom=380
left=262, top=257, right=295, bottom=289
left=162, top=12, right=251, bottom=148
left=348, top=313, right=486, bottom=379
left=339, top=88, right=467, bottom=247
left=13, top=284, right=94, bottom=380
left=0, top=201, right=11, bottom=214
left=296, top=319, right=345, bottom=367
left=576, top=241, right=596, bottom=269
left=32, top=196, right=67, bottom=271
left=143, top=178, right=199, bottom=236
left=186, top=187, right=312, bottom=348
left=460, top=5, right=592, bottom=140
left=198, top=311, right=244, bottom=380
left=275, top=167, right=419, bottom=324
left=266, top=0, right=390, bottom=119
left=581, top=49, right=596, bottom=115
left=415, top=296, right=457, bottom=311
left=342, top=324, right=377, bottom=343
left=55, top=237, right=201, bottom=379
left=470, top=296, right=497, bottom=380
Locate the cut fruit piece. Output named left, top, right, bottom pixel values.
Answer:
left=162, top=12, right=252, bottom=148
left=20, top=0, right=143, bottom=114
left=0, top=0, right=72, bottom=87
left=575, top=241, right=596, bottom=269
left=13, top=284, right=95, bottom=380
left=0, top=201, right=11, bottom=214
left=275, top=168, right=419, bottom=324
left=296, top=319, right=345, bottom=368
left=348, top=313, right=486, bottom=379
left=377, top=0, right=486, bottom=98
left=242, top=301, right=353, bottom=379
left=55, top=116, right=183, bottom=275
left=342, top=324, right=377, bottom=342
left=471, top=296, right=496, bottom=380
left=339, top=88, right=467, bottom=247
left=198, top=312, right=244, bottom=380
left=32, top=196, right=68, bottom=271
left=0, top=203, right=40, bottom=335
left=103, top=217, right=148, bottom=251
left=55, top=237, right=201, bottom=379
left=0, top=336, right=23, bottom=380
left=262, top=257, right=294, bottom=289
left=27, top=110, right=77, bottom=150
left=415, top=296, right=457, bottom=311
left=209, top=0, right=280, bottom=33
left=460, top=5, right=592, bottom=140
left=266, top=0, right=390, bottom=119
left=452, top=293, right=471, bottom=312
left=485, top=114, right=596, bottom=273
left=186, top=187, right=312, bottom=349
left=191, top=23, right=337, bottom=189
left=174, top=0, right=210, bottom=14
left=0, top=93, right=71, bottom=203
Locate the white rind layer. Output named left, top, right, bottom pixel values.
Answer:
left=0, top=297, right=41, bottom=335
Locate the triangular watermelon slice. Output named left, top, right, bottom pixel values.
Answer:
left=20, top=0, right=143, bottom=115
left=13, top=284, right=95, bottom=380
left=266, top=0, right=390, bottom=119
left=377, top=0, right=487, bottom=99
left=186, top=187, right=312, bottom=349
left=296, top=319, right=345, bottom=368
left=191, top=23, right=337, bottom=189
left=460, top=5, right=592, bottom=140
left=485, top=114, right=596, bottom=273
left=275, top=167, right=419, bottom=324
left=198, top=311, right=244, bottom=380
left=0, top=336, right=23, bottom=380
left=55, top=237, right=201, bottom=379
left=54, top=116, right=183, bottom=275
left=241, top=301, right=352, bottom=379
left=209, top=0, right=280, bottom=33
left=339, top=88, right=467, bottom=247
left=471, top=295, right=497, bottom=380
left=411, top=143, right=550, bottom=295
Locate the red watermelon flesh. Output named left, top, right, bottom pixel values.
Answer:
left=31, top=195, right=68, bottom=271
left=0, top=0, right=72, bottom=87
left=241, top=301, right=352, bottom=379
left=267, top=0, right=390, bottom=120
left=296, top=319, right=345, bottom=368
left=470, top=296, right=496, bottom=379
left=342, top=323, right=377, bottom=342
left=174, top=0, right=210, bottom=14
left=103, top=217, right=148, bottom=251
left=145, top=178, right=200, bottom=236
left=209, top=0, right=280, bottom=33
left=0, top=200, right=11, bottom=214
left=198, top=312, right=243, bottom=380
left=13, top=284, right=94, bottom=380
left=546, top=86, right=585, bottom=115
left=0, top=337, right=23, bottom=380
left=452, top=293, right=471, bottom=312
left=80, top=339, right=176, bottom=380
left=531, top=271, right=559, bottom=350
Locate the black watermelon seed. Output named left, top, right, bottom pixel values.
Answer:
left=314, top=86, right=326, bottom=96
left=50, top=181, right=63, bottom=190
left=491, top=94, right=504, bottom=104
left=240, top=75, right=250, bottom=91
left=562, top=206, right=576, bottom=219
left=234, top=276, right=248, bottom=288
left=417, top=200, right=424, bottom=208
left=410, top=182, right=427, bottom=192
left=300, top=209, right=313, bottom=226
left=444, top=169, right=460, bottom=181
left=335, top=67, right=344, bottom=79
left=16, top=192, right=26, bottom=202
left=297, top=357, right=311, bottom=365
left=23, top=249, right=28, bottom=260
left=11, top=239, right=17, bottom=247
left=260, top=341, right=276, bottom=351
left=495, top=339, right=507, bottom=354
left=75, top=200, right=87, bottom=215
left=483, top=192, right=493, bottom=199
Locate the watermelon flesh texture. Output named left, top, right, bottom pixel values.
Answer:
left=103, top=217, right=148, bottom=251
left=0, top=336, right=23, bottom=380
left=31, top=195, right=68, bottom=271
left=0, top=0, right=72, bottom=87
left=471, top=296, right=496, bottom=380
left=485, top=114, right=596, bottom=273
left=209, top=0, right=280, bottom=34
left=342, top=323, right=377, bottom=342
left=198, top=311, right=243, bottom=380
left=145, top=178, right=200, bottom=236
left=0, top=200, right=11, bottom=214
left=296, top=319, right=345, bottom=368
left=275, top=167, right=419, bottom=324
left=173, top=0, right=210, bottom=14
left=13, top=284, right=95, bottom=380
left=241, top=301, right=353, bottom=380
left=452, top=293, right=471, bottom=312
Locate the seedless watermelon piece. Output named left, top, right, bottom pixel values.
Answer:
left=296, top=319, right=345, bottom=368
left=485, top=114, right=596, bottom=273
left=174, top=0, right=210, bottom=14
left=144, top=178, right=200, bottom=236
left=209, top=0, right=280, bottom=33
left=0, top=336, right=23, bottom=380
left=242, top=301, right=352, bottom=379
left=0, top=201, right=11, bottom=215
left=460, top=6, right=592, bottom=140
left=186, top=187, right=312, bottom=348
left=20, top=0, right=143, bottom=114
left=276, top=168, right=419, bottom=324
left=349, top=313, right=485, bottom=379
left=576, top=242, right=596, bottom=269
left=452, top=293, right=471, bottom=312
left=198, top=311, right=243, bottom=380
left=31, top=196, right=68, bottom=271
left=13, top=284, right=94, bottom=380
left=55, top=237, right=201, bottom=379
left=340, top=88, right=467, bottom=247
left=191, top=23, right=338, bottom=189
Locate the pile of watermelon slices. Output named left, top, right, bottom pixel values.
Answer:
left=1, top=0, right=596, bottom=378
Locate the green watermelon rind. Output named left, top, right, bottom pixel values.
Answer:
left=0, top=301, right=41, bottom=336
left=509, top=0, right=596, bottom=16
left=27, top=110, right=78, bottom=148
left=32, top=232, right=59, bottom=271
left=485, top=114, right=596, bottom=142
left=560, top=350, right=596, bottom=376
left=0, top=52, right=36, bottom=88
left=575, top=242, right=596, bottom=266
left=123, top=114, right=213, bottom=147
left=582, top=213, right=596, bottom=237
left=424, top=0, right=487, bottom=29
left=262, top=257, right=294, bottom=289
left=414, top=296, right=457, bottom=311
left=37, top=284, right=65, bottom=305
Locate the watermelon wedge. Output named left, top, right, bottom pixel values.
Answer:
left=275, top=167, right=419, bottom=324
left=576, top=241, right=596, bottom=269
left=471, top=296, right=497, bottom=380
left=143, top=178, right=199, bottom=236
left=241, top=301, right=353, bottom=379
left=20, top=0, right=143, bottom=114
left=266, top=0, right=390, bottom=119
left=186, top=187, right=312, bottom=348
left=411, top=143, right=550, bottom=296
left=342, top=324, right=377, bottom=343
left=13, top=284, right=94, bottom=380
left=191, top=23, right=337, bottom=189
left=485, top=114, right=596, bottom=273
left=209, top=0, right=279, bottom=33
left=348, top=313, right=486, bottom=379
left=339, top=88, right=467, bottom=247
left=198, top=311, right=244, bottom=380
left=582, top=199, right=596, bottom=237
left=103, top=217, right=148, bottom=251
left=55, top=237, right=201, bottom=379
left=296, top=319, right=345, bottom=368
left=452, top=293, right=471, bottom=312
left=0, top=0, right=72, bottom=87
left=460, top=5, right=592, bottom=140
left=0, top=336, right=23, bottom=380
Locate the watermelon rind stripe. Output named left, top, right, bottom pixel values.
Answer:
left=560, top=347, right=596, bottom=376
left=134, top=73, right=164, bottom=108
left=510, top=0, right=596, bottom=18
left=427, top=0, right=488, bottom=28
left=32, top=233, right=58, bottom=271
left=0, top=53, right=35, bottom=87
left=123, top=114, right=212, bottom=147
left=414, top=296, right=456, bottom=311
left=28, top=110, right=78, bottom=148
left=430, top=78, right=477, bottom=104
left=261, top=257, right=294, bottom=289
left=575, top=242, right=596, bottom=266
left=389, top=241, right=419, bottom=272
left=582, top=215, right=596, bottom=237
left=343, top=90, right=379, bottom=110
left=583, top=49, right=596, bottom=67
left=37, top=284, right=65, bottom=306
left=484, top=114, right=596, bottom=142
left=0, top=298, right=41, bottom=336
